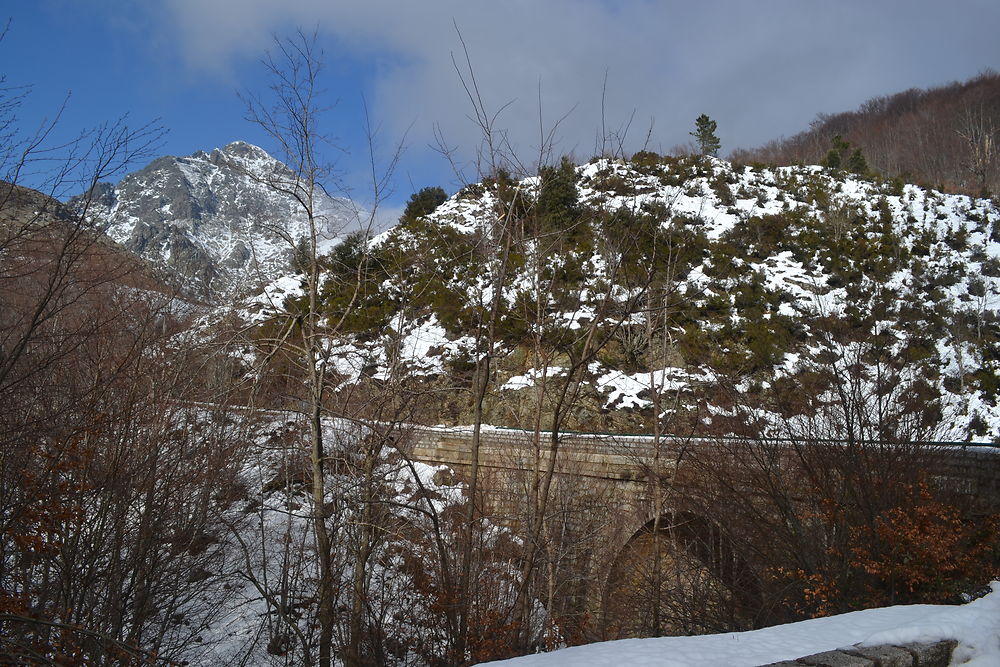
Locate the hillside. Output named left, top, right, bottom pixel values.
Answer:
left=247, top=153, right=1000, bottom=443
left=6, top=149, right=1000, bottom=664
left=7, top=7, right=1000, bottom=663
left=734, top=71, right=1000, bottom=196
left=0, top=181, right=186, bottom=307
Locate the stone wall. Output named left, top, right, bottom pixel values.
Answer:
left=760, top=640, right=956, bottom=667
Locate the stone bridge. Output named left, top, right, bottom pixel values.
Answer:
left=407, top=424, right=1000, bottom=638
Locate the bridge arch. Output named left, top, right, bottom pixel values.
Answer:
left=407, top=425, right=1000, bottom=639
left=600, top=510, right=759, bottom=638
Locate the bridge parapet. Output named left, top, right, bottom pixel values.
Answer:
left=408, top=425, right=1000, bottom=575
left=409, top=425, right=1000, bottom=507
left=409, top=425, right=696, bottom=479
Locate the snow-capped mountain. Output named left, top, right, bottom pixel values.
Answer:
left=82, top=141, right=356, bottom=300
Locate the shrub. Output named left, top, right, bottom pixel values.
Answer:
left=630, top=150, right=664, bottom=174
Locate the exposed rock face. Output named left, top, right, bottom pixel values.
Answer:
left=81, top=141, right=354, bottom=300
left=1, top=182, right=71, bottom=226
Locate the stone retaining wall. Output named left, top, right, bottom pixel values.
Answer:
left=760, top=640, right=956, bottom=667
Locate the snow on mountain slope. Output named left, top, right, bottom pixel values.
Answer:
left=83, top=141, right=357, bottom=300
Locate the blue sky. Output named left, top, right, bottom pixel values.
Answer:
left=4, top=1, right=999, bottom=217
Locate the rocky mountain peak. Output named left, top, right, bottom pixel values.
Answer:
left=81, top=143, right=353, bottom=301
left=217, top=140, right=267, bottom=158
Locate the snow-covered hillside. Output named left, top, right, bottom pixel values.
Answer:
left=164, top=410, right=523, bottom=667
left=245, top=153, right=1000, bottom=441
left=82, top=141, right=356, bottom=299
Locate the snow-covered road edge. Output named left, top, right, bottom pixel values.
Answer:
left=486, top=582, right=1000, bottom=666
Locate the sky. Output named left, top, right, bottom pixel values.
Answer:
left=3, top=0, right=999, bottom=216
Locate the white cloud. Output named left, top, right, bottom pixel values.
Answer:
left=145, top=0, right=1000, bottom=176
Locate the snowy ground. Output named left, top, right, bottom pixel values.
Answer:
left=486, top=583, right=1000, bottom=666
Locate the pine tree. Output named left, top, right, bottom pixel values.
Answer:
left=691, top=114, right=722, bottom=157
left=822, top=135, right=852, bottom=170
left=537, top=156, right=580, bottom=234
left=401, top=185, right=448, bottom=224
left=847, top=148, right=868, bottom=175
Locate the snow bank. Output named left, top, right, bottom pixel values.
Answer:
left=486, top=583, right=1000, bottom=666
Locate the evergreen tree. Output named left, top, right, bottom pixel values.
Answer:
left=537, top=156, right=580, bottom=234
left=691, top=114, right=722, bottom=157
left=822, top=135, right=857, bottom=171
left=401, top=185, right=448, bottom=223
left=824, top=148, right=842, bottom=169
left=292, top=235, right=312, bottom=274
left=827, top=135, right=848, bottom=168
left=847, top=148, right=868, bottom=175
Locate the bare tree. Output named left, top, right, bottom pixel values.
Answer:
left=676, top=315, right=963, bottom=626
left=237, top=29, right=429, bottom=667
left=957, top=105, right=998, bottom=194
left=0, top=90, right=254, bottom=664
left=733, top=70, right=1000, bottom=196
left=239, top=32, right=349, bottom=667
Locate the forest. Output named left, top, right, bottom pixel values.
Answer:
left=734, top=70, right=1000, bottom=197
